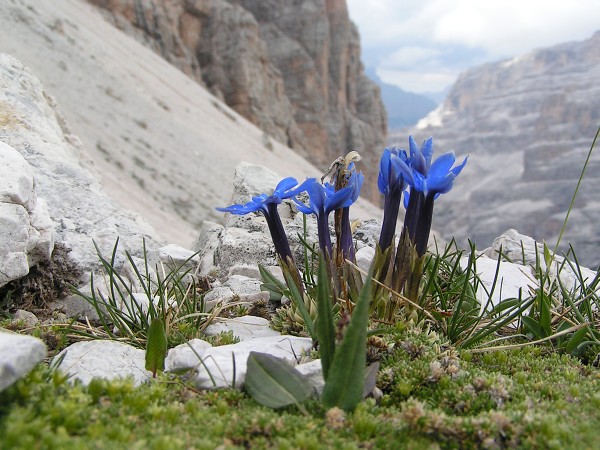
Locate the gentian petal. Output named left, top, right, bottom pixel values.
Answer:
left=390, top=152, right=414, bottom=186
left=451, top=156, right=469, bottom=176
left=403, top=189, right=410, bottom=209
left=349, top=171, right=364, bottom=203
left=216, top=201, right=263, bottom=215
left=426, top=173, right=455, bottom=195
left=378, top=148, right=391, bottom=194
left=307, top=181, right=326, bottom=213
left=286, top=177, right=317, bottom=199
left=293, top=199, right=314, bottom=215
left=409, top=135, right=427, bottom=174
left=378, top=171, right=386, bottom=195
left=273, top=177, right=299, bottom=196
left=428, top=152, right=456, bottom=180
left=411, top=171, right=426, bottom=193
left=325, top=185, right=354, bottom=214
left=421, top=137, right=434, bottom=169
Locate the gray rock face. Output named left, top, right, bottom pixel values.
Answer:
left=86, top=0, right=387, bottom=202
left=0, top=330, right=47, bottom=392
left=0, top=53, right=162, bottom=310
left=0, top=143, right=54, bottom=288
left=401, top=31, right=600, bottom=267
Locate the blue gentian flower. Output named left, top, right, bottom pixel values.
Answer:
left=401, top=136, right=468, bottom=256
left=217, top=177, right=316, bottom=278
left=294, top=180, right=355, bottom=256
left=411, top=151, right=468, bottom=197
left=377, top=147, right=410, bottom=250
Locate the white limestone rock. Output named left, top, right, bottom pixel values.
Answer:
left=295, top=359, right=325, bottom=395
left=356, top=246, right=375, bottom=276
left=216, top=227, right=276, bottom=276
left=224, top=275, right=263, bottom=297
left=0, top=330, right=47, bottom=392
left=461, top=255, right=535, bottom=312
left=165, top=339, right=213, bottom=372
left=53, top=340, right=152, bottom=386
left=205, top=315, right=281, bottom=341
left=158, top=244, right=199, bottom=271
left=229, top=163, right=290, bottom=212
left=0, top=54, right=162, bottom=311
left=353, top=219, right=383, bottom=250
left=484, top=229, right=598, bottom=296
left=203, top=276, right=269, bottom=311
left=0, top=143, right=55, bottom=288
left=193, top=221, right=224, bottom=277
left=203, top=286, right=235, bottom=310
left=227, top=264, right=261, bottom=279
left=191, top=335, right=313, bottom=389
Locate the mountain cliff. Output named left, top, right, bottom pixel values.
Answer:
left=399, top=31, right=600, bottom=267
left=86, top=0, right=387, bottom=201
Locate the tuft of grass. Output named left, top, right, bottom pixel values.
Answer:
left=66, top=239, right=224, bottom=348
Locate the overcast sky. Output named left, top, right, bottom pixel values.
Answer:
left=347, top=0, right=600, bottom=94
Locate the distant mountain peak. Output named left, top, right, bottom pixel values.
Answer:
left=404, top=30, right=600, bottom=267
left=365, top=66, right=438, bottom=130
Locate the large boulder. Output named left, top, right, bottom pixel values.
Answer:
left=0, top=54, right=162, bottom=311
left=0, top=143, right=54, bottom=288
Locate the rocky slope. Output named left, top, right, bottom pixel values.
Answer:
left=397, top=31, right=600, bottom=267
left=86, top=0, right=387, bottom=201
left=0, top=0, right=382, bottom=248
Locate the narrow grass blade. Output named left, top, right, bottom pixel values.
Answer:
left=316, top=254, right=336, bottom=381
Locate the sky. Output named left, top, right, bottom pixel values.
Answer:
left=347, top=0, right=600, bottom=94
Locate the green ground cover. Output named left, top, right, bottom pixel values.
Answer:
left=2, top=325, right=599, bottom=449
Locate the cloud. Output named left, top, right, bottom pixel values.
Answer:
left=348, top=0, right=600, bottom=93
left=377, top=68, right=458, bottom=94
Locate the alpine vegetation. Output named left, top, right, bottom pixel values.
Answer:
left=216, top=136, right=468, bottom=412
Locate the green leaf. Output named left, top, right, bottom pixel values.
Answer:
left=543, top=242, right=552, bottom=269
left=315, top=254, right=336, bottom=381
left=145, top=317, right=167, bottom=377
left=522, top=315, right=545, bottom=339
left=566, top=327, right=589, bottom=354
left=490, top=298, right=521, bottom=315
left=321, top=265, right=373, bottom=412
left=244, top=352, right=313, bottom=409
left=539, top=295, right=552, bottom=336
left=259, top=264, right=288, bottom=293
